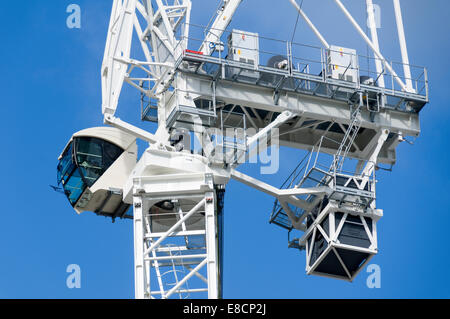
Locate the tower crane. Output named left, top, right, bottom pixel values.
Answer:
left=56, top=0, right=429, bottom=298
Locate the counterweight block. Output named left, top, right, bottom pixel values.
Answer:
left=302, top=200, right=382, bottom=281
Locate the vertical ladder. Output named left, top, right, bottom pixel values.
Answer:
left=331, top=102, right=362, bottom=172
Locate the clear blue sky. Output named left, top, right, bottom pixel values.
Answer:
left=0, top=0, right=449, bottom=298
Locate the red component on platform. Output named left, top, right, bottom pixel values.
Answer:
left=185, top=49, right=203, bottom=55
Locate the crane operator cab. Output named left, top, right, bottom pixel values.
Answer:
left=57, top=127, right=137, bottom=220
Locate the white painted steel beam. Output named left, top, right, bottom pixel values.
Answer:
left=333, top=0, right=408, bottom=91
left=204, top=191, right=219, bottom=299
left=200, top=0, right=243, bottom=55
left=102, top=0, right=137, bottom=116
left=143, top=198, right=206, bottom=256
left=360, top=129, right=389, bottom=188
left=366, top=0, right=385, bottom=88
left=246, top=111, right=295, bottom=148
left=165, top=259, right=208, bottom=299
left=104, top=114, right=161, bottom=145
left=184, top=78, right=421, bottom=136
left=133, top=196, right=146, bottom=299
left=288, top=0, right=330, bottom=49
left=393, top=0, right=414, bottom=91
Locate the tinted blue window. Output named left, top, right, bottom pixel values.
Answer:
left=64, top=168, right=85, bottom=205
left=57, top=141, right=85, bottom=205
left=76, top=138, right=104, bottom=187
left=57, top=143, right=74, bottom=184
left=56, top=136, right=124, bottom=207
left=75, top=137, right=123, bottom=187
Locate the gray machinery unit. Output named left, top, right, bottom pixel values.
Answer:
left=327, top=45, right=358, bottom=83
left=227, top=29, right=260, bottom=79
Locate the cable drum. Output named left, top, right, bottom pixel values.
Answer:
left=267, top=55, right=289, bottom=70
left=149, top=200, right=205, bottom=233
left=260, top=55, right=289, bottom=86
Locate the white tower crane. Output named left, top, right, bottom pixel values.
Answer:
left=57, top=0, right=428, bottom=298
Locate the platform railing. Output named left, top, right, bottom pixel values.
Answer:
left=272, top=133, right=376, bottom=221
left=171, top=23, right=428, bottom=107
